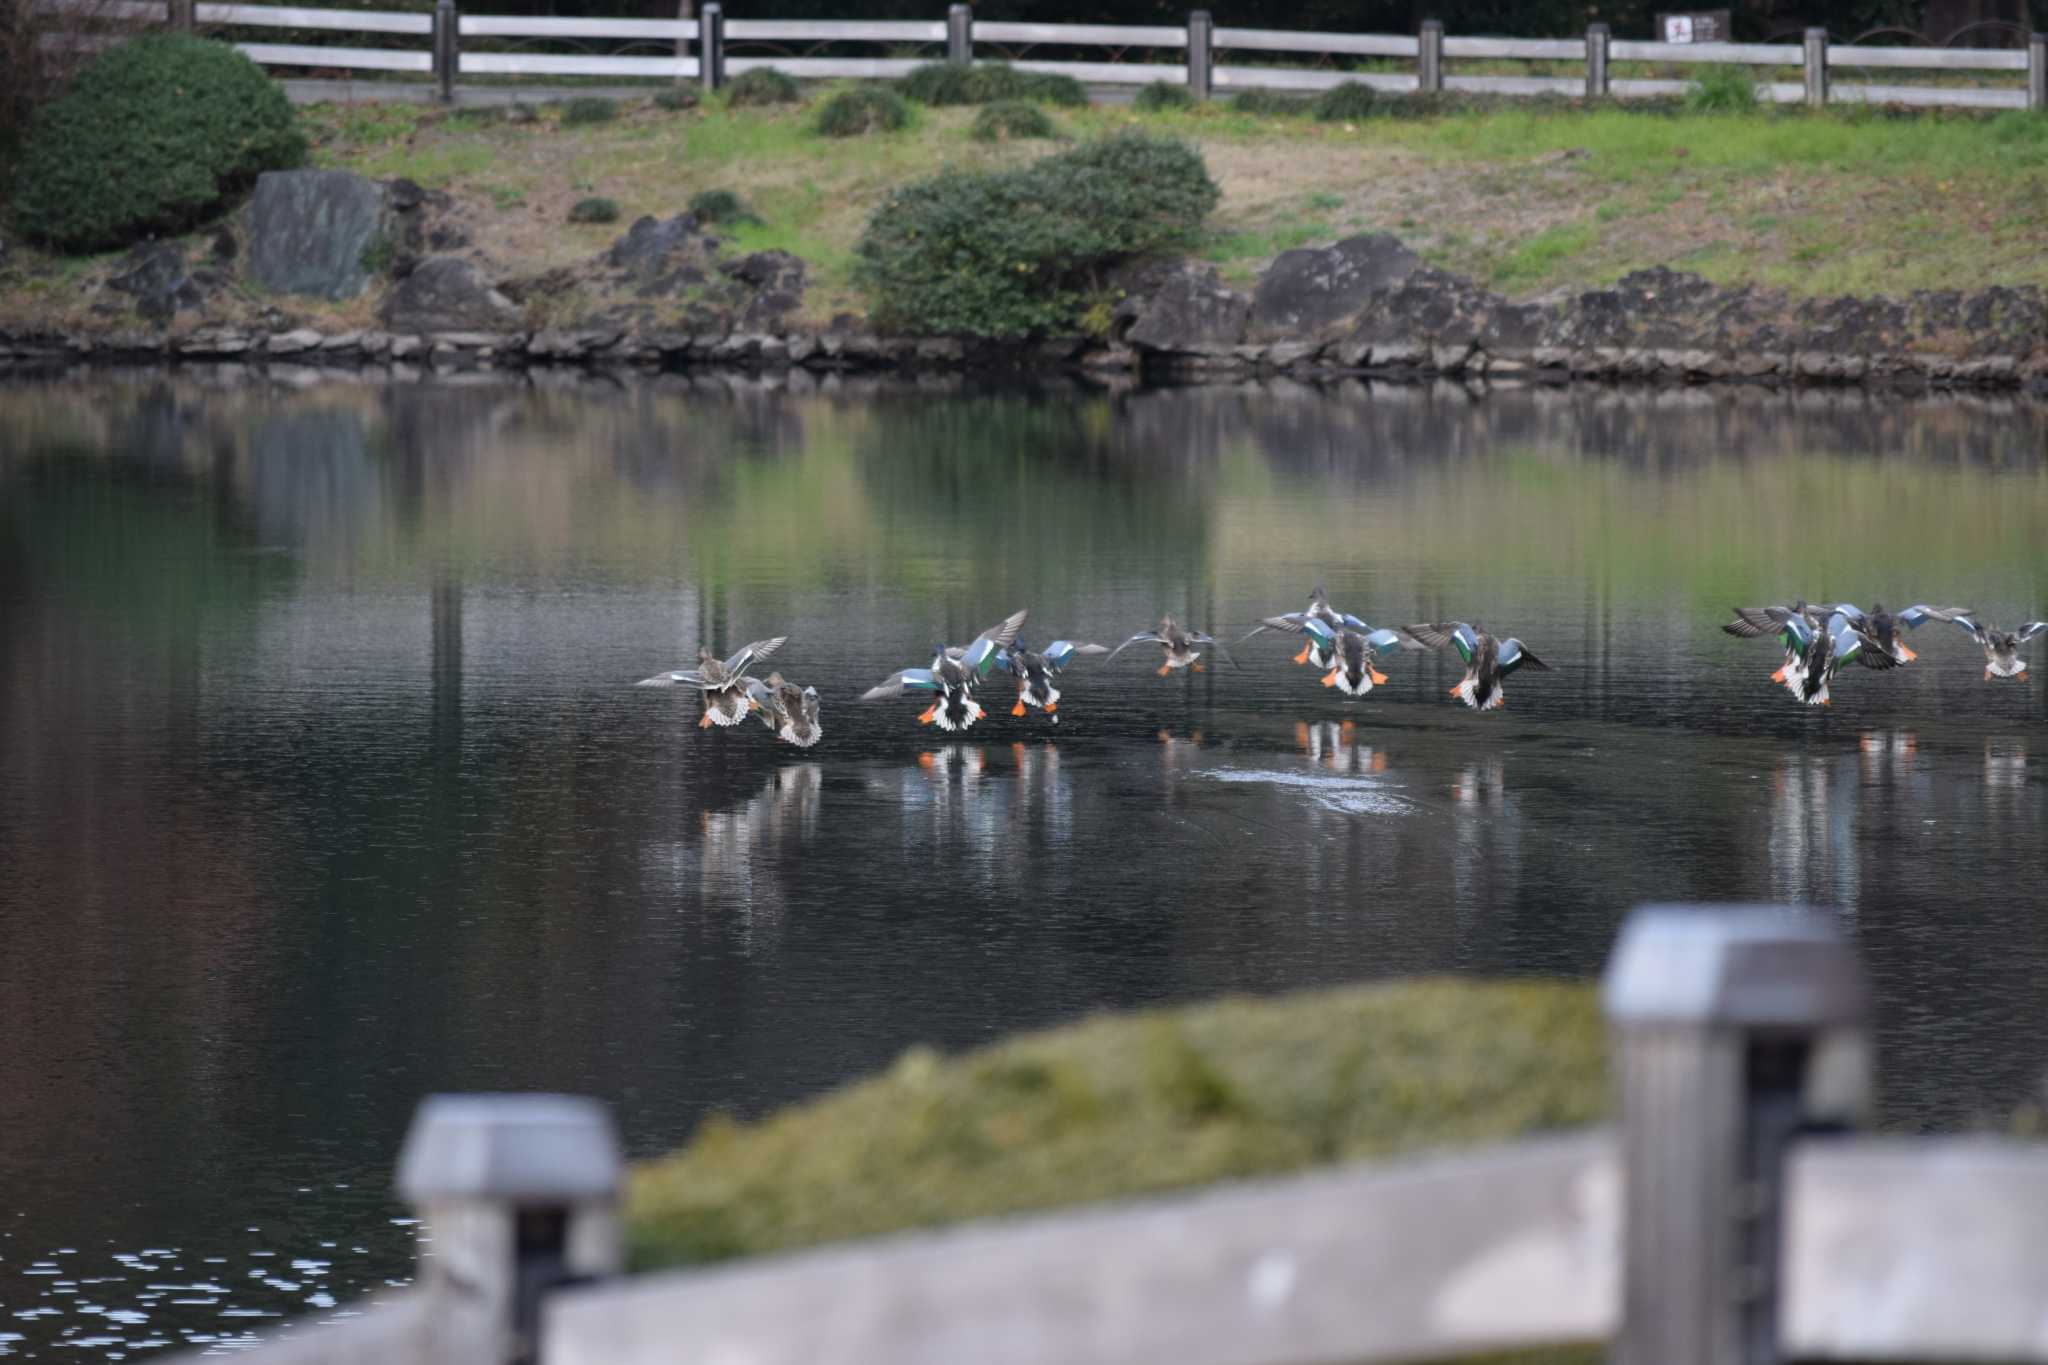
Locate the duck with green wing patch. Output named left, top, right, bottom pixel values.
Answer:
left=998, top=638, right=1107, bottom=723
left=859, top=609, right=1028, bottom=733
left=1405, top=622, right=1551, bottom=712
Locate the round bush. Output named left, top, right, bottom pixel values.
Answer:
left=569, top=197, right=621, bottom=224
left=725, top=67, right=803, bottom=107
left=855, top=131, right=1218, bottom=338
left=815, top=85, right=910, bottom=137
left=898, top=61, right=1086, bottom=109
left=11, top=34, right=305, bottom=252
left=561, top=96, right=618, bottom=127
left=1132, top=81, right=1193, bottom=113
left=1230, top=89, right=1307, bottom=117
left=689, top=188, right=759, bottom=226
left=1312, top=81, right=1380, bottom=122
left=970, top=100, right=1057, bottom=143
left=653, top=87, right=701, bottom=112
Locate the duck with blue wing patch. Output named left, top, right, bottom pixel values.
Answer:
left=1237, top=583, right=1354, bottom=669
left=1104, top=615, right=1234, bottom=676
left=1827, top=602, right=1972, bottom=664
left=1951, top=615, right=2046, bottom=680
left=998, top=638, right=1108, bottom=723
left=1770, top=610, right=1899, bottom=706
left=859, top=609, right=1027, bottom=732
left=635, top=635, right=788, bottom=729
left=1405, top=622, right=1551, bottom=711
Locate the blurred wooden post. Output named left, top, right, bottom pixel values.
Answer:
left=1186, top=9, right=1212, bottom=101
left=1604, top=905, right=1869, bottom=1365
left=673, top=0, right=692, bottom=76
left=1585, top=22, right=1608, bottom=98
left=945, top=3, right=970, bottom=64
left=700, top=0, right=722, bottom=91
left=1802, top=27, right=1827, bottom=107
left=2030, top=32, right=2046, bottom=111
left=1418, top=18, right=1443, bottom=93
left=168, top=0, right=195, bottom=31
left=432, top=0, right=455, bottom=102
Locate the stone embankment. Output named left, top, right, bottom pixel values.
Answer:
left=3, top=169, right=2045, bottom=389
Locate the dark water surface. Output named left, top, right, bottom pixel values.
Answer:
left=3, top=370, right=2045, bottom=1358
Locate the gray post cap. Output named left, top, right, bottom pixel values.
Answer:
left=397, top=1094, right=621, bottom=1203
left=1602, top=904, right=1865, bottom=1028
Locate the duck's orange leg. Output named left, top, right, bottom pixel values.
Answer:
left=1322, top=671, right=1339, bottom=688
left=1156, top=663, right=1171, bottom=677
left=1192, top=663, right=1205, bottom=673
left=1369, top=667, right=1389, bottom=686
left=1011, top=700, right=1027, bottom=716
left=917, top=704, right=938, bottom=724
left=1770, top=665, right=1789, bottom=683
left=1292, top=644, right=1311, bottom=664
left=1045, top=701, right=1057, bottom=713
left=1899, top=643, right=1917, bottom=662
left=698, top=711, right=715, bottom=729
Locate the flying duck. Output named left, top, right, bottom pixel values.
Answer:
left=635, top=635, right=788, bottom=728
left=1770, top=609, right=1900, bottom=705
left=1405, top=622, right=1551, bottom=711
left=1828, top=603, right=1972, bottom=664
left=1238, top=583, right=1351, bottom=669
left=1104, top=615, right=1232, bottom=676
left=859, top=609, right=1028, bottom=732
left=746, top=672, right=822, bottom=748
left=1952, top=616, right=2046, bottom=680
left=997, top=638, right=1108, bottom=722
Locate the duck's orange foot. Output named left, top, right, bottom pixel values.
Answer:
left=1292, top=645, right=1311, bottom=665
left=917, top=705, right=938, bottom=725
left=1192, top=663, right=1205, bottom=673
left=1045, top=702, right=1057, bottom=713
left=1011, top=700, right=1027, bottom=717
left=1770, top=665, right=1789, bottom=683
left=1156, top=663, right=1171, bottom=677
left=1369, top=668, right=1389, bottom=686
left=1900, top=643, right=1918, bottom=662
left=2021, top=670, right=2032, bottom=681
left=697, top=711, right=715, bottom=729
left=1448, top=684, right=1463, bottom=696
left=1986, top=668, right=1994, bottom=681
left=1321, top=671, right=1339, bottom=688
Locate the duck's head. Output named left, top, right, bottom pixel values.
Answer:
left=698, top=646, right=718, bottom=665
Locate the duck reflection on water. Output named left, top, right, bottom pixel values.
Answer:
left=1984, top=739, right=2028, bottom=791
left=641, top=762, right=824, bottom=946
left=1294, top=719, right=1389, bottom=776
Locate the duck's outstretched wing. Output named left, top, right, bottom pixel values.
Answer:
left=1722, top=605, right=1802, bottom=639
left=1103, top=631, right=1164, bottom=664
left=2020, top=622, right=2048, bottom=643
left=1044, top=640, right=1107, bottom=670
left=859, top=668, right=941, bottom=702
left=739, top=676, right=777, bottom=728
left=1499, top=638, right=1551, bottom=675
left=1237, top=613, right=1309, bottom=643
left=721, top=635, right=788, bottom=675
left=1832, top=621, right=1901, bottom=671
left=1405, top=622, right=1479, bottom=666
left=635, top=668, right=706, bottom=688
left=1184, top=629, right=1239, bottom=669
left=1362, top=627, right=1411, bottom=654
left=1949, top=615, right=1989, bottom=644
left=1897, top=605, right=1972, bottom=629
left=957, top=609, right=1029, bottom=679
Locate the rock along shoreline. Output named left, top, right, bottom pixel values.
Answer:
left=3, top=170, right=2045, bottom=393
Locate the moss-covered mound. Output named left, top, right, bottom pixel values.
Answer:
left=627, top=978, right=1604, bottom=1270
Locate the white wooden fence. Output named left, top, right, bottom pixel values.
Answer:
left=32, top=0, right=2048, bottom=110
left=151, top=903, right=2048, bottom=1365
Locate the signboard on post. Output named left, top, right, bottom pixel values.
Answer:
left=1657, top=9, right=1732, bottom=42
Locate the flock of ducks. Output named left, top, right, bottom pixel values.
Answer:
left=633, top=587, right=1554, bottom=746
left=635, top=588, right=2045, bottom=747
left=1721, top=601, right=2046, bottom=705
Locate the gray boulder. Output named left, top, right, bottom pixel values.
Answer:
left=246, top=170, right=392, bottom=301
left=1249, top=233, right=1422, bottom=341
left=1123, top=263, right=1249, bottom=355
left=724, top=250, right=806, bottom=331
left=607, top=214, right=712, bottom=295
left=108, top=242, right=210, bottom=323
left=381, top=257, right=520, bottom=332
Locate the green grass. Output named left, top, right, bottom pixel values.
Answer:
left=627, top=978, right=1604, bottom=1270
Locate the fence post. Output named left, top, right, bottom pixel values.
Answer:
left=1585, top=21, right=1609, bottom=99
left=946, top=2, right=970, bottom=64
left=1186, top=9, right=1212, bottom=102
left=2030, top=32, right=2046, bottom=111
left=168, top=0, right=195, bottom=32
left=1418, top=18, right=1443, bottom=94
left=432, top=0, right=455, bottom=103
left=398, top=1094, right=623, bottom=1365
left=1802, top=27, right=1827, bottom=108
left=673, top=0, right=692, bottom=78
left=1604, top=905, right=1870, bottom=1365
left=700, top=0, right=723, bottom=92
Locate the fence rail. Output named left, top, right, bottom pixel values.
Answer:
left=150, top=903, right=2048, bottom=1365
left=30, top=0, right=2048, bottom=109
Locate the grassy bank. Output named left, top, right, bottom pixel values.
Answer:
left=289, top=93, right=2048, bottom=322
left=626, top=978, right=1604, bottom=1269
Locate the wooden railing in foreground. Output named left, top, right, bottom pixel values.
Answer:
left=33, top=0, right=2048, bottom=110
left=154, top=902, right=2048, bottom=1365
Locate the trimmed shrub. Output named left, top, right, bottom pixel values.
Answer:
left=653, top=87, right=701, bottom=112
left=897, top=61, right=1086, bottom=108
left=854, top=130, right=1219, bottom=338
left=1230, top=89, right=1308, bottom=117
left=1686, top=63, right=1759, bottom=113
left=1132, top=80, right=1193, bottom=113
left=725, top=66, right=803, bottom=107
left=814, top=85, right=910, bottom=137
left=10, top=33, right=304, bottom=252
left=970, top=100, right=1057, bottom=142
left=689, top=188, right=759, bottom=226
left=1312, top=81, right=1380, bottom=122
left=568, top=197, right=620, bottom=224
left=561, top=95, right=618, bottom=127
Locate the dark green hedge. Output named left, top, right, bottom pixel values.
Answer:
left=898, top=61, right=1087, bottom=108
left=11, top=34, right=304, bottom=253
left=854, top=130, right=1219, bottom=338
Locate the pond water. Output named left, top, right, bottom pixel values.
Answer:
left=2, top=369, right=2045, bottom=1358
